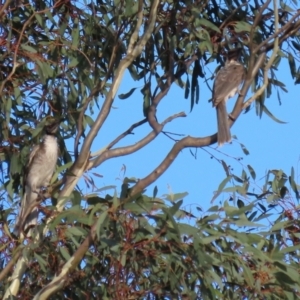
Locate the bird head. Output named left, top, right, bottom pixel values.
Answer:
left=45, top=117, right=63, bottom=135
left=226, top=48, right=243, bottom=64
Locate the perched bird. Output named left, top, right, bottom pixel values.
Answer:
left=13, top=120, right=59, bottom=237
left=212, top=49, right=245, bottom=146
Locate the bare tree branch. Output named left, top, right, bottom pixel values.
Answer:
left=129, top=135, right=213, bottom=197
left=106, top=118, right=148, bottom=150
left=89, top=118, right=147, bottom=158
left=249, top=0, right=271, bottom=55
left=129, top=51, right=268, bottom=198
left=147, top=82, right=172, bottom=133
left=148, top=30, right=175, bottom=132
left=264, top=19, right=300, bottom=52
left=253, top=0, right=271, bottom=29
left=74, top=36, right=124, bottom=158
left=88, top=112, right=186, bottom=170
left=128, top=0, right=144, bottom=54
left=147, top=53, right=199, bottom=134
left=243, top=0, right=280, bottom=110
left=75, top=0, right=160, bottom=169
left=254, top=11, right=300, bottom=54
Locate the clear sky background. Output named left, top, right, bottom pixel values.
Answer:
left=83, top=57, right=300, bottom=215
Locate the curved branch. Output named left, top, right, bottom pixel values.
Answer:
left=249, top=0, right=271, bottom=54
left=148, top=37, right=175, bottom=132
left=88, top=112, right=186, bottom=170
left=220, top=2, right=248, bottom=30
left=129, top=135, right=213, bottom=196
left=128, top=0, right=144, bottom=54
left=88, top=119, right=147, bottom=159
left=147, top=83, right=172, bottom=132
left=129, top=53, right=268, bottom=197
left=243, top=0, right=280, bottom=110
left=147, top=53, right=199, bottom=133
left=106, top=118, right=148, bottom=151
left=264, top=19, right=300, bottom=52
left=75, top=0, right=160, bottom=169
left=254, top=12, right=300, bottom=54
left=89, top=118, right=148, bottom=159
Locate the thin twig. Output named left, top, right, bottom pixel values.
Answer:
left=264, top=19, right=300, bottom=52
left=162, top=130, right=185, bottom=142
left=129, top=135, right=212, bottom=197
left=88, top=112, right=186, bottom=170
left=127, top=0, right=144, bottom=54
left=254, top=11, right=300, bottom=54
left=128, top=36, right=271, bottom=198
left=147, top=38, right=175, bottom=132
left=249, top=0, right=271, bottom=54
left=89, top=118, right=148, bottom=158
left=107, top=118, right=148, bottom=150
left=76, top=0, right=160, bottom=168
left=220, top=2, right=249, bottom=30
left=74, top=35, right=121, bottom=158
left=243, top=0, right=280, bottom=109
left=0, top=0, right=12, bottom=19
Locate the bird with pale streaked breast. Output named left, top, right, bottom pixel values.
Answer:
left=212, top=48, right=245, bottom=146
left=13, top=118, right=60, bottom=238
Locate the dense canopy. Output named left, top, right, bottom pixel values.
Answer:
left=1, top=0, right=300, bottom=299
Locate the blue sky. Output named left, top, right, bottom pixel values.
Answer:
left=82, top=57, right=299, bottom=215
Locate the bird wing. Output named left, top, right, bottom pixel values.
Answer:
left=14, top=144, right=41, bottom=237
left=28, top=144, right=40, bottom=166
left=212, top=63, right=245, bottom=107
left=22, top=144, right=40, bottom=192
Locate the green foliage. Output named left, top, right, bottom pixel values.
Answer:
left=0, top=0, right=300, bottom=299
left=2, top=172, right=300, bottom=299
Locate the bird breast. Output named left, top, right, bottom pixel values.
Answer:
left=26, top=135, right=58, bottom=189
left=225, top=86, right=239, bottom=102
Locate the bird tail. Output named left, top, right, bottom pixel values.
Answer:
left=13, top=190, right=38, bottom=237
left=216, top=101, right=231, bottom=146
